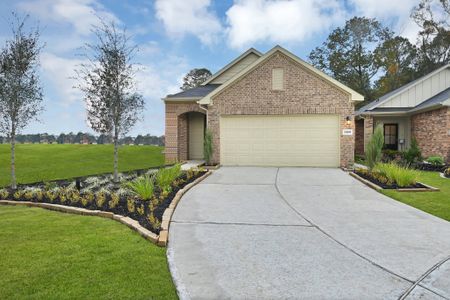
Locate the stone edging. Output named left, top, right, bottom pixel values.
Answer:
left=157, top=170, right=212, bottom=246
left=0, top=171, right=212, bottom=247
left=349, top=172, right=439, bottom=192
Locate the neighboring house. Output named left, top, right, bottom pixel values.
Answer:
left=356, top=64, right=450, bottom=162
left=163, top=46, right=364, bottom=168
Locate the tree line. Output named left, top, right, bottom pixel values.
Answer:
left=0, top=133, right=164, bottom=146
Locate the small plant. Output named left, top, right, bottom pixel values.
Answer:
left=403, top=138, right=422, bottom=166
left=365, top=124, right=384, bottom=171
left=59, top=189, right=68, bottom=204
left=13, top=191, right=22, bottom=200
left=46, top=191, right=57, bottom=202
left=95, top=192, right=106, bottom=208
left=204, top=128, right=213, bottom=165
left=70, top=190, right=81, bottom=204
left=155, top=164, right=181, bottom=193
left=426, top=156, right=444, bottom=166
left=444, top=167, right=450, bottom=178
left=35, top=190, right=44, bottom=201
left=374, top=163, right=419, bottom=187
left=137, top=204, right=145, bottom=216
left=108, top=193, right=120, bottom=209
left=24, top=191, right=34, bottom=200
left=147, top=213, right=161, bottom=231
left=44, top=181, right=58, bottom=190
left=123, top=175, right=155, bottom=200
left=81, top=192, right=94, bottom=207
left=0, top=189, right=10, bottom=199
left=127, top=198, right=135, bottom=213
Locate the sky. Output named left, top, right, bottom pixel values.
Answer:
left=0, top=0, right=422, bottom=136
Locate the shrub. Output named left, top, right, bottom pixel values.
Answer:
left=95, top=192, right=106, bottom=208
left=127, top=198, right=135, bottom=213
left=403, top=138, right=422, bottom=166
left=444, top=168, right=450, bottom=178
left=426, top=156, right=444, bottom=166
left=204, top=129, right=213, bottom=165
left=374, top=163, right=419, bottom=187
left=108, top=193, right=120, bottom=209
left=155, top=164, right=181, bottom=193
left=81, top=192, right=94, bottom=207
left=123, top=175, right=155, bottom=200
left=365, top=124, right=384, bottom=171
left=137, top=204, right=145, bottom=216
left=0, top=189, right=9, bottom=199
left=147, top=213, right=161, bottom=231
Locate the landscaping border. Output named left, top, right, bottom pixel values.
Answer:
left=349, top=172, right=439, bottom=192
left=0, top=170, right=211, bottom=247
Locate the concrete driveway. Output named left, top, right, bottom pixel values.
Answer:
left=168, top=167, right=450, bottom=300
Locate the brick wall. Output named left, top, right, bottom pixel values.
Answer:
left=208, top=51, right=356, bottom=168
left=355, top=119, right=364, bottom=155
left=411, top=107, right=450, bottom=161
left=363, top=116, right=374, bottom=153
left=165, top=102, right=205, bottom=163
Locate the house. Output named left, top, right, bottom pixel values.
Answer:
left=163, top=46, right=364, bottom=168
left=356, top=64, right=450, bottom=162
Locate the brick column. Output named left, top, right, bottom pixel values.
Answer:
left=363, top=116, right=373, bottom=153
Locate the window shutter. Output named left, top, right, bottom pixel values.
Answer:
left=272, top=68, right=284, bottom=90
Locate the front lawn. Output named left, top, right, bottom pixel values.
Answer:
left=382, top=171, right=450, bottom=222
left=0, top=205, right=177, bottom=299
left=0, top=144, right=164, bottom=187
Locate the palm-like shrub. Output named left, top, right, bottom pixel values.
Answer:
left=403, top=138, right=422, bottom=166
left=123, top=175, right=155, bottom=200
left=204, top=129, right=213, bottom=165
left=365, top=124, right=384, bottom=171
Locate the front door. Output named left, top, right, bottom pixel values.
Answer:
left=383, top=124, right=398, bottom=150
left=188, top=113, right=205, bottom=160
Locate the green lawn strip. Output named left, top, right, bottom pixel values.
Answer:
left=0, top=205, right=177, bottom=299
left=0, top=144, right=164, bottom=187
left=381, top=171, right=450, bottom=222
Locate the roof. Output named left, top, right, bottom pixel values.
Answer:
left=164, top=84, right=220, bottom=101
left=359, top=64, right=450, bottom=112
left=199, top=45, right=364, bottom=105
left=201, top=48, right=263, bottom=86
left=359, top=86, right=450, bottom=115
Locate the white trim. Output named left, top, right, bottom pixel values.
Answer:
left=199, top=45, right=364, bottom=105
left=201, top=48, right=263, bottom=86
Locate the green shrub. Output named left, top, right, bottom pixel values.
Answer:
left=403, top=138, right=422, bottom=166
left=374, top=163, right=419, bottom=187
left=0, top=189, right=10, bottom=199
left=204, top=129, right=213, bottom=165
left=123, top=175, right=155, bottom=201
left=426, top=156, right=444, bottom=166
left=365, top=124, right=384, bottom=171
left=155, top=164, right=181, bottom=193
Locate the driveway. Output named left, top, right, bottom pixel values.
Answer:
left=168, top=167, right=450, bottom=299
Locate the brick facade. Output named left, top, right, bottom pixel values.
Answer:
left=411, top=107, right=450, bottom=161
left=363, top=116, right=374, bottom=153
left=355, top=119, right=364, bottom=155
left=206, top=52, right=356, bottom=168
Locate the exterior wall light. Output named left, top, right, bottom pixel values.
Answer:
left=346, top=116, right=351, bottom=126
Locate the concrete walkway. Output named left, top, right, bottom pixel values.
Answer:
left=168, top=167, right=450, bottom=299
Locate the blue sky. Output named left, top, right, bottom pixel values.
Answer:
left=0, top=0, right=420, bottom=136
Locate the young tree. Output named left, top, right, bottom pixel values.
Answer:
left=309, top=17, right=392, bottom=105
left=76, top=20, right=144, bottom=182
left=412, top=0, right=450, bottom=75
left=180, top=68, right=212, bottom=90
left=0, top=14, right=43, bottom=189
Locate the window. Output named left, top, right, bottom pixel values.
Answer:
left=272, top=68, right=284, bottom=90
left=383, top=124, right=398, bottom=150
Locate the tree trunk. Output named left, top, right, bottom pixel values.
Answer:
left=11, top=131, right=17, bottom=189
left=113, top=128, right=119, bottom=183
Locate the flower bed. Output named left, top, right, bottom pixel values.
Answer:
left=0, top=165, right=207, bottom=234
left=354, top=168, right=427, bottom=189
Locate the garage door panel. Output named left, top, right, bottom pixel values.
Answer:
left=220, top=115, right=340, bottom=167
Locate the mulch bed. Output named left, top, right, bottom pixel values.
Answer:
left=354, top=170, right=428, bottom=190
left=413, top=162, right=448, bottom=172
left=1, top=170, right=206, bottom=235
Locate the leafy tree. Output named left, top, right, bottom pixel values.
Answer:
left=76, top=19, right=144, bottom=182
left=180, top=68, right=212, bottom=90
left=365, top=124, right=384, bottom=171
left=56, top=133, right=66, bottom=144
left=412, top=0, right=450, bottom=75
left=373, top=36, right=417, bottom=98
left=0, top=14, right=44, bottom=189
left=309, top=17, right=392, bottom=105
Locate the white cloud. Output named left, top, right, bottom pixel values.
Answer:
left=154, top=0, right=223, bottom=45
left=225, top=0, right=346, bottom=49
left=18, top=0, right=118, bottom=36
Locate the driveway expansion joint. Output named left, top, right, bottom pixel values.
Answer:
left=171, top=220, right=315, bottom=227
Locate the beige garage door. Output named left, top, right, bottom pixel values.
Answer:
left=220, top=115, right=340, bottom=167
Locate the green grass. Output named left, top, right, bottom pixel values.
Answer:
left=0, top=205, right=177, bottom=299
left=382, top=171, right=450, bottom=222
left=0, top=144, right=164, bottom=187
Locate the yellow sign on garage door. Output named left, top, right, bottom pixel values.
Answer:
left=220, top=115, right=340, bottom=167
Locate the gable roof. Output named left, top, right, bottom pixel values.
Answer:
left=164, top=84, right=220, bottom=101
left=198, top=45, right=364, bottom=105
left=201, top=48, right=263, bottom=86
left=359, top=64, right=450, bottom=113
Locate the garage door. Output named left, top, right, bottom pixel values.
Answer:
left=220, top=115, right=340, bottom=167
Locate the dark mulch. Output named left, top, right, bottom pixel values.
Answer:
left=3, top=171, right=206, bottom=235
left=413, top=162, right=448, bottom=172
left=354, top=170, right=427, bottom=189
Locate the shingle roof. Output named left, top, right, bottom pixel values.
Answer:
left=165, top=84, right=220, bottom=100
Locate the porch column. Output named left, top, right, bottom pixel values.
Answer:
left=178, top=114, right=189, bottom=161
left=363, top=116, right=373, bottom=153
left=165, top=104, right=178, bottom=163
